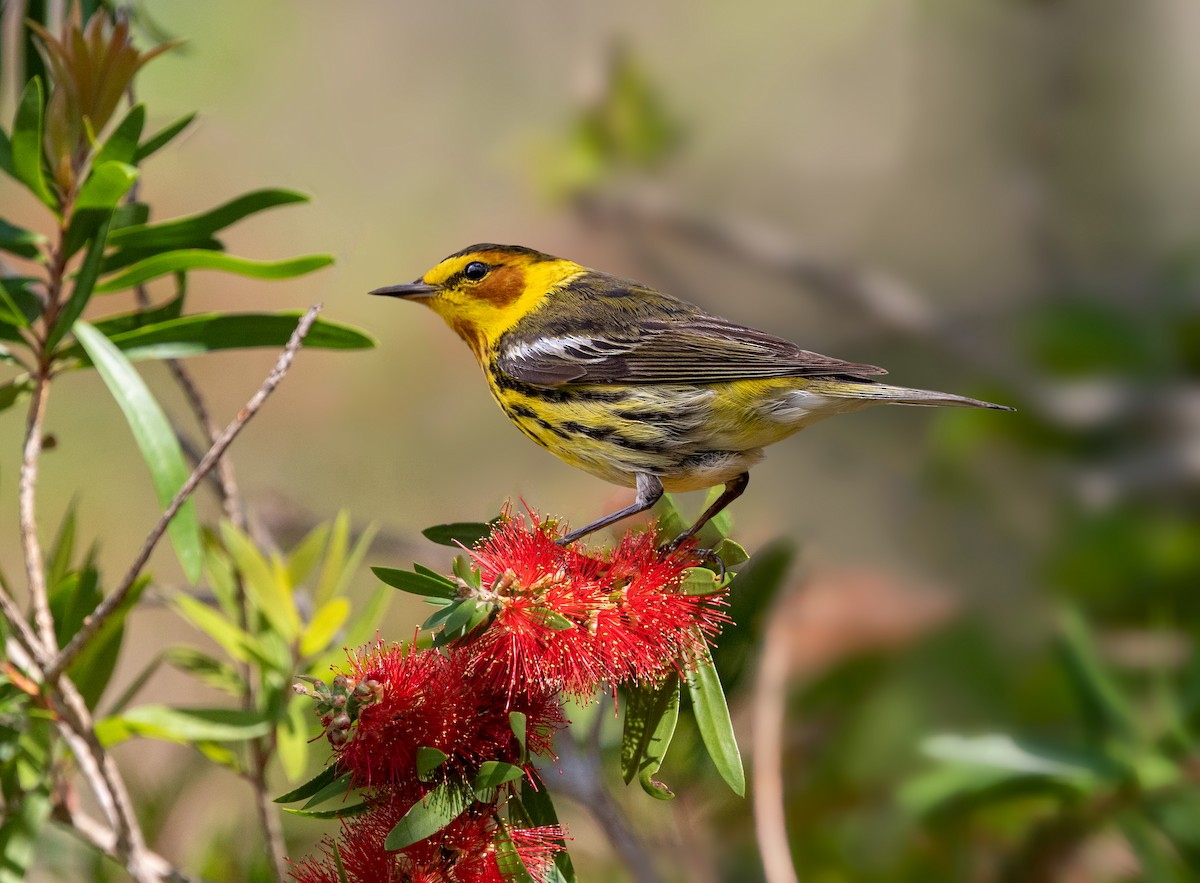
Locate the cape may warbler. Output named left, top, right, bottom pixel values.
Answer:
left=372, top=244, right=1011, bottom=544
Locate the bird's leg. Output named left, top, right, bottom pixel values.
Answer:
left=664, top=472, right=750, bottom=551
left=557, top=473, right=665, bottom=545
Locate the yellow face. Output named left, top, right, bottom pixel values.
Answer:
left=371, top=244, right=585, bottom=359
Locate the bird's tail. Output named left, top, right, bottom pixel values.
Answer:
left=804, top=379, right=1014, bottom=411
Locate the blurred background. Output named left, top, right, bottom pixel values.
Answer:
left=2, top=0, right=1199, bottom=880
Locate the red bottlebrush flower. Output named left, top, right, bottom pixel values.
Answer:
left=457, top=512, right=730, bottom=697
left=329, top=643, right=564, bottom=791
left=289, top=793, right=566, bottom=883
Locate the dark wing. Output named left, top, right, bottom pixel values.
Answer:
left=495, top=273, right=886, bottom=387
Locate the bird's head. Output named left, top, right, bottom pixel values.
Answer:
left=370, top=244, right=584, bottom=357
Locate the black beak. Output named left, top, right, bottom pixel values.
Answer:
left=369, top=281, right=439, bottom=298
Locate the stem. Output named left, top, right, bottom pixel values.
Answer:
left=752, top=614, right=800, bottom=883
left=46, top=305, right=323, bottom=682
left=251, top=735, right=289, bottom=882
left=20, top=365, right=56, bottom=653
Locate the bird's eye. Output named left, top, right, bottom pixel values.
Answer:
left=463, top=261, right=489, bottom=281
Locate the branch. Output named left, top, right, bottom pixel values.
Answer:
left=553, top=729, right=664, bottom=883
left=752, top=611, right=800, bottom=883
left=19, top=372, right=57, bottom=655
left=46, top=304, right=323, bottom=682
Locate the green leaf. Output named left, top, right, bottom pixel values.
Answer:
left=372, top=566, right=457, bottom=600
left=520, top=773, right=578, bottom=883
left=920, top=733, right=1114, bottom=783
left=621, top=675, right=680, bottom=799
left=60, top=312, right=374, bottom=363
left=135, top=112, right=196, bottom=163
left=421, top=522, right=494, bottom=548
left=108, top=189, right=310, bottom=251
left=385, top=781, right=472, bottom=850
left=63, top=161, right=138, bottom=257
left=286, top=522, right=331, bottom=588
left=162, top=646, right=244, bottom=696
left=474, top=761, right=525, bottom=790
left=0, top=127, right=14, bottom=179
left=680, top=567, right=720, bottom=596
left=711, top=538, right=749, bottom=568
left=0, top=785, right=50, bottom=883
left=0, top=378, right=34, bottom=415
left=95, top=250, right=334, bottom=293
left=331, top=842, right=350, bottom=883
left=1056, top=608, right=1137, bottom=742
left=96, top=705, right=272, bottom=746
left=0, top=218, right=45, bottom=260
left=0, top=277, right=41, bottom=328
left=87, top=294, right=185, bottom=339
left=171, top=594, right=262, bottom=666
left=493, top=825, right=536, bottom=883
left=684, top=641, right=744, bottom=796
left=509, top=711, right=527, bottom=761
left=301, top=772, right=354, bottom=810
left=714, top=538, right=796, bottom=693
left=95, top=105, right=145, bottom=167
left=452, top=555, right=479, bottom=588
left=282, top=802, right=369, bottom=820
left=300, top=597, right=350, bottom=658
left=276, top=698, right=310, bottom=782
left=275, top=763, right=342, bottom=804
left=10, top=79, right=55, bottom=210
left=45, top=217, right=112, bottom=351
left=416, top=747, right=448, bottom=781
left=220, top=522, right=302, bottom=641
left=72, top=321, right=203, bottom=582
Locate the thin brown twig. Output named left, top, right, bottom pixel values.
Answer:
left=19, top=371, right=57, bottom=654
left=553, top=730, right=664, bottom=883
left=46, top=304, right=324, bottom=682
left=752, top=613, right=800, bottom=883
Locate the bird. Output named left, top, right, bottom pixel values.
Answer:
left=371, top=244, right=1012, bottom=547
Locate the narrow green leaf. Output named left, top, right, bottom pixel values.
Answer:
left=331, top=841, right=350, bottom=883
left=417, top=746, right=448, bottom=781
left=96, top=705, right=271, bottom=746
left=685, top=641, right=745, bottom=796
left=372, top=566, right=457, bottom=600
left=96, top=250, right=334, bottom=293
left=509, top=711, right=527, bottom=761
left=0, top=785, right=51, bottom=883
left=111, top=201, right=150, bottom=230
left=87, top=294, right=185, bottom=339
left=63, top=161, right=138, bottom=257
left=72, top=321, right=202, bottom=581
left=220, top=522, right=302, bottom=640
left=11, top=79, right=55, bottom=210
left=711, top=538, right=749, bottom=568
left=275, top=763, right=341, bottom=804
left=452, top=555, right=479, bottom=588
left=46, top=503, right=79, bottom=592
left=95, top=105, right=145, bottom=167
left=0, top=218, right=45, bottom=259
left=421, top=522, right=494, bottom=548
left=340, top=581, right=393, bottom=651
left=162, top=646, right=244, bottom=696
left=108, top=189, right=310, bottom=251
left=300, top=597, right=350, bottom=658
left=282, top=802, right=369, bottom=820
left=171, top=594, right=261, bottom=665
left=60, top=312, right=374, bottom=363
left=0, top=378, right=34, bottom=414
left=276, top=698, right=310, bottom=782
left=135, top=112, right=196, bottom=163
left=621, top=675, right=680, bottom=799
left=420, top=602, right=458, bottom=632
left=493, top=825, right=537, bottom=883
left=385, top=781, right=472, bottom=850
left=521, top=773, right=578, bottom=883
left=1056, top=608, right=1137, bottom=741
left=920, top=733, right=1115, bottom=783
left=0, top=127, right=14, bottom=179
left=474, top=761, right=525, bottom=790
left=0, top=277, right=41, bottom=329
left=286, top=522, right=332, bottom=588
left=535, top=608, right=575, bottom=631
left=301, top=772, right=353, bottom=810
